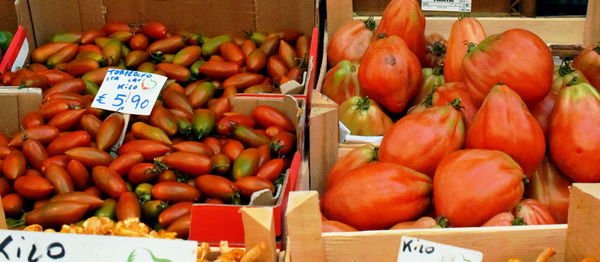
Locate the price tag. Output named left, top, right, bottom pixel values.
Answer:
left=397, top=237, right=483, bottom=262
left=0, top=229, right=197, bottom=262
left=421, top=0, right=472, bottom=12
left=91, top=69, right=166, bottom=115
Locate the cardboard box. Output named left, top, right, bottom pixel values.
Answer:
left=189, top=95, right=305, bottom=245
left=0, top=0, right=18, bottom=31
left=0, top=87, right=42, bottom=136
left=12, top=0, right=319, bottom=97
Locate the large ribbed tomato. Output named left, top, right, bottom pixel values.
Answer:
left=326, top=144, right=378, bottom=189
left=549, top=83, right=600, bottom=182
left=512, top=199, right=556, bottom=225
left=528, top=157, right=571, bottom=223
left=444, top=17, right=486, bottom=82
left=379, top=103, right=464, bottom=177
left=462, top=29, right=553, bottom=106
left=411, top=67, right=445, bottom=106
left=531, top=61, right=588, bottom=136
left=466, top=84, right=545, bottom=175
left=373, top=0, right=425, bottom=62
left=410, top=82, right=478, bottom=126
left=322, top=162, right=432, bottom=230
left=573, top=44, right=600, bottom=90
left=358, top=36, right=421, bottom=113
left=434, top=149, right=525, bottom=227
left=321, top=60, right=362, bottom=105
left=327, top=18, right=375, bottom=67
left=338, top=96, right=393, bottom=136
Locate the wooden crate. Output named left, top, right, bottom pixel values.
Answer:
left=284, top=184, right=600, bottom=261
left=310, top=0, right=600, bottom=195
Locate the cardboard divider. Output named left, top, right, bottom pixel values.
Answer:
left=0, top=87, right=42, bottom=136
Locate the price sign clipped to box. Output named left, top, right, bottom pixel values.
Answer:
left=0, top=230, right=197, bottom=262
left=421, top=0, right=472, bottom=12
left=397, top=237, right=483, bottom=262
left=91, top=69, right=166, bottom=115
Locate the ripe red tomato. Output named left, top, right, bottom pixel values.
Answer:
left=326, top=144, right=378, bottom=189
left=462, top=29, right=553, bottom=106
left=434, top=149, right=524, bottom=227
left=322, top=162, right=432, bottom=230
left=550, top=83, right=600, bottom=182
left=162, top=152, right=211, bottom=176
left=256, top=158, right=285, bottom=182
left=118, top=140, right=171, bottom=161
left=379, top=104, right=465, bottom=177
left=46, top=130, right=91, bottom=156
left=410, top=82, right=478, bottom=126
left=573, top=43, right=600, bottom=90
left=444, top=17, right=486, bottom=82
left=66, top=159, right=92, bottom=190
left=234, top=176, right=275, bottom=197
left=373, top=0, right=426, bottom=62
left=327, top=19, right=375, bottom=67
left=25, top=201, right=89, bottom=228
left=48, top=192, right=104, bottom=210
left=481, top=212, right=519, bottom=227
left=65, top=147, right=112, bottom=167
left=2, top=193, right=24, bottom=217
left=96, top=113, right=125, bottom=151
left=116, top=192, right=142, bottom=221
left=142, top=21, right=167, bottom=39
left=322, top=220, right=358, bottom=232
left=158, top=202, right=193, bottom=227
left=512, top=199, right=556, bottom=225
left=195, top=175, right=238, bottom=201
left=466, top=84, right=545, bottom=175
left=357, top=36, right=421, bottom=113
left=528, top=157, right=571, bottom=224
left=2, top=150, right=26, bottom=180
left=45, top=163, right=75, bottom=194
left=22, top=139, right=48, bottom=172
left=14, top=175, right=54, bottom=199
left=92, top=166, right=127, bottom=199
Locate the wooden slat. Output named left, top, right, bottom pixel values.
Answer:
left=241, top=207, right=277, bottom=262
left=308, top=105, right=338, bottom=195
left=355, top=16, right=587, bottom=45
left=285, top=191, right=326, bottom=262
left=566, top=184, right=600, bottom=261
left=584, top=0, right=600, bottom=46
left=322, top=225, right=566, bottom=262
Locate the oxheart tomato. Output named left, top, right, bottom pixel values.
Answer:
left=322, top=162, right=432, bottom=230
left=549, top=83, right=600, bottom=182
left=373, top=0, right=426, bottom=62
left=321, top=60, right=362, bottom=105
left=322, top=220, right=358, bottom=232
left=390, top=217, right=438, bottom=230
left=462, top=29, right=553, bottom=106
left=379, top=104, right=464, bottom=177
left=327, top=18, right=375, bottom=66
left=532, top=61, right=588, bottom=136
left=528, top=157, right=571, bottom=223
left=444, top=17, right=486, bottom=82
left=357, top=36, right=421, bottom=113
left=573, top=43, right=600, bottom=90
left=466, top=84, right=545, bottom=175
left=326, top=144, right=378, bottom=189
left=512, top=199, right=556, bottom=225
left=434, top=149, right=525, bottom=227
left=410, top=82, right=478, bottom=126
left=481, top=212, right=522, bottom=227
left=338, top=96, right=393, bottom=136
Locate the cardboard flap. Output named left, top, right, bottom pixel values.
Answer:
left=0, top=87, right=42, bottom=136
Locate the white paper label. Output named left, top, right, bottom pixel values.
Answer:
left=10, top=39, right=28, bottom=72
left=397, top=237, right=483, bottom=262
left=91, top=69, right=166, bottom=115
left=421, top=0, right=472, bottom=12
left=0, top=230, right=197, bottom=262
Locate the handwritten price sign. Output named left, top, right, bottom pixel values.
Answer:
left=397, top=237, right=482, bottom=262
left=91, top=69, right=166, bottom=115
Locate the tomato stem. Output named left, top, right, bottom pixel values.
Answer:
left=512, top=217, right=527, bottom=226
left=465, top=42, right=478, bottom=54
left=436, top=216, right=450, bottom=228
left=558, top=57, right=575, bottom=77
left=364, top=17, right=377, bottom=31
left=232, top=192, right=241, bottom=205
left=594, top=42, right=600, bottom=53
left=522, top=176, right=530, bottom=185
left=355, top=97, right=371, bottom=112
left=458, top=12, right=470, bottom=20
left=421, top=85, right=439, bottom=108
left=377, top=33, right=387, bottom=39
left=449, top=98, right=464, bottom=110
left=372, top=147, right=379, bottom=162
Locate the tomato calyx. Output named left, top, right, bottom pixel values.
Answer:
left=377, top=33, right=387, bottom=39
left=174, top=170, right=190, bottom=183
left=150, top=51, right=166, bottom=64
left=421, top=85, right=439, bottom=108
left=231, top=192, right=241, bottom=205
left=354, top=96, right=372, bottom=112
left=363, top=17, right=377, bottom=31
left=465, top=42, right=478, bottom=54
left=593, top=43, right=600, bottom=53
left=449, top=98, right=464, bottom=111
left=372, top=147, right=379, bottom=161
left=522, top=175, right=530, bottom=185
left=566, top=77, right=581, bottom=87
left=458, top=12, right=470, bottom=20
left=558, top=57, right=576, bottom=77
left=6, top=216, right=25, bottom=229
left=436, top=216, right=450, bottom=228
left=512, top=216, right=527, bottom=226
